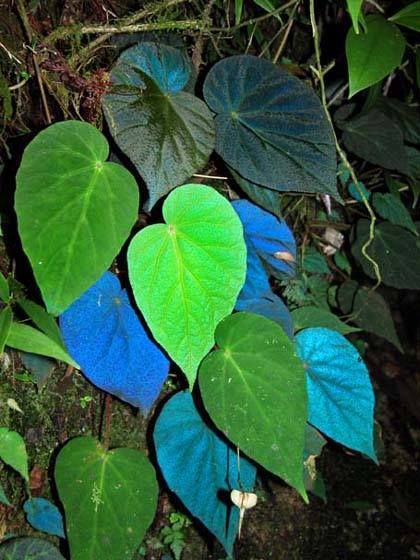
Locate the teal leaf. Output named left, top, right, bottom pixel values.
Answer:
left=128, top=184, right=246, bottom=387
left=23, top=497, right=65, bottom=538
left=337, top=280, right=403, bottom=352
left=352, top=220, right=420, bottom=289
left=15, top=120, right=139, bottom=315
left=203, top=55, right=339, bottom=200
left=0, top=428, right=29, bottom=481
left=348, top=181, right=370, bottom=202
left=346, top=15, right=406, bottom=97
left=389, top=1, right=420, bottom=32
left=103, top=42, right=215, bottom=209
left=19, top=352, right=55, bottom=388
left=55, top=436, right=158, bottom=560
left=0, top=537, right=65, bottom=559
left=154, top=391, right=256, bottom=555
left=372, top=193, right=417, bottom=234
left=291, top=306, right=360, bottom=335
left=199, top=312, right=308, bottom=498
left=59, top=271, right=169, bottom=411
left=296, top=327, right=376, bottom=461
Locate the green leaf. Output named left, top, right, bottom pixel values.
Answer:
left=199, top=312, right=308, bottom=499
left=352, top=220, right=420, bottom=290
left=103, top=43, right=215, bottom=210
left=6, top=322, right=78, bottom=367
left=389, top=1, right=420, bottom=31
left=0, top=480, right=10, bottom=505
left=235, top=0, right=244, bottom=24
left=0, top=428, right=29, bottom=481
left=15, top=120, right=139, bottom=316
left=229, top=167, right=282, bottom=217
left=375, top=97, right=420, bottom=145
left=346, top=15, right=406, bottom=97
left=55, top=436, right=158, bottom=560
left=128, top=184, right=246, bottom=387
left=338, top=109, right=408, bottom=172
left=337, top=280, right=403, bottom=352
left=0, top=537, right=65, bottom=559
left=372, top=193, right=417, bottom=235
left=0, top=306, right=12, bottom=354
left=347, top=0, right=364, bottom=33
left=18, top=298, right=66, bottom=348
left=291, top=306, right=360, bottom=335
left=302, top=247, right=329, bottom=274
left=0, top=272, right=9, bottom=302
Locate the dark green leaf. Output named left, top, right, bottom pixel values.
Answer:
left=291, top=306, right=360, bottom=335
left=372, top=193, right=417, bottom=234
left=15, top=120, right=139, bottom=315
left=199, top=312, right=308, bottom=499
left=375, top=97, right=420, bottom=144
left=302, top=247, right=330, bottom=274
left=337, top=280, right=403, bottom=351
left=203, top=55, right=339, bottom=200
left=103, top=43, right=215, bottom=210
left=0, top=537, right=65, bottom=559
left=55, top=436, right=158, bottom=560
left=229, top=167, right=282, bottom=217
left=18, top=298, right=65, bottom=349
left=346, top=15, right=406, bottom=97
left=0, top=306, right=12, bottom=354
left=340, top=109, right=408, bottom=172
left=0, top=272, right=9, bottom=302
left=352, top=220, right=420, bottom=289
left=389, top=1, right=420, bottom=32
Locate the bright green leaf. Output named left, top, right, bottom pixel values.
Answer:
left=199, top=312, right=308, bottom=499
left=0, top=272, right=9, bottom=302
left=291, top=306, right=360, bottom=335
left=0, top=306, right=12, bottom=354
left=337, top=280, right=403, bottom=352
left=15, top=120, right=139, bottom=315
left=6, top=322, right=78, bottom=367
left=235, top=0, right=244, bottom=24
left=372, top=193, right=417, bottom=235
left=347, top=0, right=364, bottom=33
left=128, top=184, right=246, bottom=387
left=18, top=298, right=65, bottom=348
left=0, top=428, right=29, bottom=481
left=346, top=16, right=406, bottom=97
left=55, top=436, right=158, bottom=560
left=352, top=220, right=420, bottom=290
left=389, top=1, right=420, bottom=31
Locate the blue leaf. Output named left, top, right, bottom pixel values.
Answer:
left=235, top=293, right=293, bottom=339
left=203, top=55, right=340, bottom=200
left=296, top=327, right=377, bottom=461
left=23, top=498, right=65, bottom=538
left=232, top=200, right=296, bottom=301
left=59, top=271, right=169, bottom=412
left=154, top=391, right=256, bottom=556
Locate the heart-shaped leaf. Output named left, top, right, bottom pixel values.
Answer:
left=0, top=428, right=28, bottom=481
left=154, top=391, right=256, bottom=555
left=291, top=306, right=360, bottom=335
left=352, top=220, right=420, bottom=289
left=235, top=293, right=293, bottom=339
left=199, top=312, right=307, bottom=498
left=128, top=184, right=246, bottom=387
left=60, top=271, right=169, bottom=411
left=103, top=42, right=215, bottom=209
left=15, top=120, right=139, bottom=316
left=0, top=537, right=65, bottom=559
left=296, top=327, right=376, bottom=461
left=232, top=200, right=296, bottom=301
left=23, top=497, right=65, bottom=538
left=203, top=55, right=339, bottom=200
left=55, top=436, right=158, bottom=560
left=346, top=16, right=406, bottom=97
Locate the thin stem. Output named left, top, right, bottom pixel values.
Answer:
left=273, top=1, right=299, bottom=64
left=309, top=0, right=381, bottom=289
left=210, top=0, right=299, bottom=32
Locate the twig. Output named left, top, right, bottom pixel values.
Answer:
left=273, top=1, right=299, bottom=64
left=0, top=41, right=22, bottom=64
left=15, top=0, right=52, bottom=124
left=309, top=0, right=381, bottom=289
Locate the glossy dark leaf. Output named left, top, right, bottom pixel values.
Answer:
left=229, top=166, right=282, bottom=216
left=203, top=55, right=339, bottom=200
left=372, top=193, right=417, bottom=234
left=60, top=271, right=169, bottom=411
left=375, top=97, right=420, bottom=144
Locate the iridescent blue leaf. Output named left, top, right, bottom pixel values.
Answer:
left=23, top=497, right=65, bottom=538
left=232, top=200, right=296, bottom=301
left=60, top=271, right=169, bottom=412
left=235, top=293, right=293, bottom=339
left=204, top=55, right=339, bottom=200
left=296, top=327, right=376, bottom=461
left=154, top=391, right=256, bottom=556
